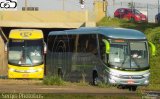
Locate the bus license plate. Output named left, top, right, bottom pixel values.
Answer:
left=23, top=74, right=29, bottom=77
left=127, top=80, right=134, bottom=84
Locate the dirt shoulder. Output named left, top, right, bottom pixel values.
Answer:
left=0, top=79, right=136, bottom=94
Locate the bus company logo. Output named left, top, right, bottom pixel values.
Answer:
left=20, top=32, right=32, bottom=38
left=0, top=0, right=17, bottom=9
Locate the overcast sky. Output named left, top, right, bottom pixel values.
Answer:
left=17, top=0, right=94, bottom=11
left=113, top=0, right=158, bottom=4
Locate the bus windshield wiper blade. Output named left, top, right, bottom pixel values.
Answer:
left=131, top=57, right=141, bottom=68
left=120, top=56, right=128, bottom=68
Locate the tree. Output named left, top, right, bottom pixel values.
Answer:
left=128, top=2, right=134, bottom=9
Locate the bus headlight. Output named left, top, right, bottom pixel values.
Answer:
left=27, top=70, right=37, bottom=73
left=9, top=68, right=15, bottom=72
left=37, top=68, right=43, bottom=72
left=143, top=73, right=150, bottom=78
left=110, top=72, right=120, bottom=78
left=144, top=80, right=149, bottom=85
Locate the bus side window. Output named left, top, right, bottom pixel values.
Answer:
left=87, top=37, right=98, bottom=55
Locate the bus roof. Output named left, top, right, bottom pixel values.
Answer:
left=49, top=27, right=147, bottom=40
left=9, top=29, right=43, bottom=39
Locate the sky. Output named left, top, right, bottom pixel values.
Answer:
left=17, top=0, right=94, bottom=11
left=113, top=0, right=158, bottom=4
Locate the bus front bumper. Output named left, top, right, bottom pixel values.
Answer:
left=8, top=65, right=44, bottom=79
left=108, top=74, right=149, bottom=86
left=8, top=72, right=44, bottom=79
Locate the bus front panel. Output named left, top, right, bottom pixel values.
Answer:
left=104, top=40, right=150, bottom=86
left=8, top=39, right=44, bottom=78
left=8, top=64, right=44, bottom=78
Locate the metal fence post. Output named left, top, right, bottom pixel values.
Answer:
left=158, top=0, right=159, bottom=13
left=147, top=3, right=149, bottom=23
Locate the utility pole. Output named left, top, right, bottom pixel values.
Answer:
left=80, top=0, right=85, bottom=9
left=113, top=0, right=115, bottom=6
left=158, top=0, right=160, bottom=13
left=25, top=0, right=28, bottom=11
left=62, top=0, right=64, bottom=10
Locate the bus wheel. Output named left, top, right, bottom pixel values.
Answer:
left=58, top=68, right=63, bottom=78
left=117, top=85, right=126, bottom=89
left=129, top=86, right=137, bottom=91
left=92, top=70, right=98, bottom=86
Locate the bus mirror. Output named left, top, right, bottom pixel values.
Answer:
left=5, top=42, right=8, bottom=52
left=102, top=39, right=110, bottom=54
left=148, top=41, right=156, bottom=56
left=44, top=42, right=47, bottom=54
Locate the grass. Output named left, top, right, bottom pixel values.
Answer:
left=42, top=94, right=135, bottom=99
left=43, top=75, right=91, bottom=87
left=97, top=82, right=115, bottom=88
left=43, top=75, right=65, bottom=86
left=97, top=17, right=160, bottom=91
left=97, top=17, right=160, bottom=32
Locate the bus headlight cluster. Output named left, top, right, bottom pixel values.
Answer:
left=37, top=68, right=43, bottom=72
left=27, top=70, right=37, bottom=73
left=144, top=80, right=149, bottom=85
left=110, top=72, right=121, bottom=78
left=9, top=68, right=15, bottom=72
left=143, top=73, right=150, bottom=78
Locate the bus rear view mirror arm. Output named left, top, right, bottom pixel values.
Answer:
left=5, top=42, right=8, bottom=52
left=148, top=41, right=156, bottom=56
left=102, top=39, right=110, bottom=54
left=44, top=42, right=47, bottom=54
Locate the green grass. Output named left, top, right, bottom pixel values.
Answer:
left=43, top=94, right=135, bottom=99
left=97, top=17, right=138, bottom=29
left=97, top=17, right=160, bottom=32
left=97, top=17, right=160, bottom=91
left=43, top=75, right=65, bottom=86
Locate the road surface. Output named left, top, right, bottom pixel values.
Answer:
left=0, top=79, right=135, bottom=94
left=0, top=79, right=158, bottom=98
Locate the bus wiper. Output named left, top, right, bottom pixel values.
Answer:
left=120, top=56, right=128, bottom=68
left=26, top=55, right=33, bottom=65
left=131, top=57, right=140, bottom=68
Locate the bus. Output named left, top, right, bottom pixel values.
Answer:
left=6, top=29, right=46, bottom=79
left=46, top=27, right=155, bottom=91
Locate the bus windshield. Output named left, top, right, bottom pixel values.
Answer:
left=108, top=41, right=148, bottom=70
left=133, top=9, right=141, bottom=14
left=8, top=39, right=43, bottom=66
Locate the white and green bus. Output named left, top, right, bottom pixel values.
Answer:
left=46, top=27, right=155, bottom=91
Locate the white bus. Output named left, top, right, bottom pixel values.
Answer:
left=46, top=27, right=155, bottom=91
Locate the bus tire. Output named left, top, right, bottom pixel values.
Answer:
left=58, top=67, right=63, bottom=78
left=129, top=86, right=137, bottom=91
left=117, top=85, right=126, bottom=89
left=92, top=70, right=98, bottom=86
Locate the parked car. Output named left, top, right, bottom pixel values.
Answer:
left=114, top=8, right=147, bottom=23
left=155, top=13, right=160, bottom=23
